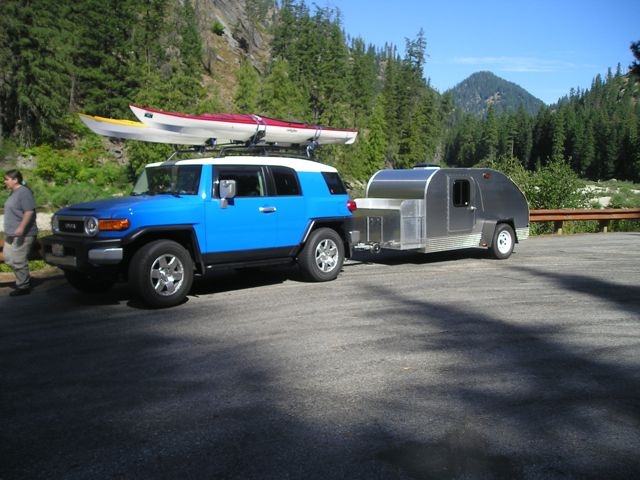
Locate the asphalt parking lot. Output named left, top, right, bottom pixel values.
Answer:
left=1, top=232, right=639, bottom=479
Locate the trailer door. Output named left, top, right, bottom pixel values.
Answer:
left=448, top=176, right=476, bottom=232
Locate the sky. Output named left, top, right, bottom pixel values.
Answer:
left=322, top=0, right=639, bottom=105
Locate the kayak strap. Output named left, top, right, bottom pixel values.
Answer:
left=246, top=114, right=267, bottom=146
left=306, top=139, right=319, bottom=157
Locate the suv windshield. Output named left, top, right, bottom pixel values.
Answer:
left=133, top=164, right=202, bottom=195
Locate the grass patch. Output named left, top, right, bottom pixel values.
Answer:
left=0, top=260, right=49, bottom=274
left=585, top=180, right=640, bottom=208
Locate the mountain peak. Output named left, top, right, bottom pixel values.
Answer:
left=447, top=71, right=545, bottom=117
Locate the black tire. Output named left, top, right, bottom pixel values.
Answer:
left=490, top=223, right=515, bottom=259
left=64, top=270, right=117, bottom=293
left=298, top=228, right=345, bottom=282
left=129, top=240, right=194, bottom=308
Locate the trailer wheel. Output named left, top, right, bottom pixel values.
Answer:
left=129, top=240, right=194, bottom=308
left=298, top=228, right=345, bottom=282
left=491, top=224, right=515, bottom=259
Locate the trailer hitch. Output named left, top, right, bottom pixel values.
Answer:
left=353, top=242, right=382, bottom=254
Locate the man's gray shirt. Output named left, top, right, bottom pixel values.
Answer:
left=4, top=186, right=38, bottom=236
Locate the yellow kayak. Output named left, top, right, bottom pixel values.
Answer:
left=79, top=113, right=218, bottom=145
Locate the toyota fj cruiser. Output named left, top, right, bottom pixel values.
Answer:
left=40, top=146, right=356, bottom=308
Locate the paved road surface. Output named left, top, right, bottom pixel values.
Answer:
left=1, top=233, right=639, bottom=479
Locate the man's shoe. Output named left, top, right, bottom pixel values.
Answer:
left=9, top=288, right=30, bottom=297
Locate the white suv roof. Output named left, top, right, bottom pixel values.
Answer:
left=148, top=155, right=338, bottom=173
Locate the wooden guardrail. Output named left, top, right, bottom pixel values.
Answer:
left=529, top=208, right=640, bottom=234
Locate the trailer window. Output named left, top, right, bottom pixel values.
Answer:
left=452, top=179, right=470, bottom=207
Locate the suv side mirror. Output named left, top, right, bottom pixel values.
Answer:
left=219, top=179, right=236, bottom=208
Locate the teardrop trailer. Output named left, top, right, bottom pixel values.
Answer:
left=349, top=166, right=529, bottom=259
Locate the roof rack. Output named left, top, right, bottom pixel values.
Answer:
left=165, top=141, right=321, bottom=162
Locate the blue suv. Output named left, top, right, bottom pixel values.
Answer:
left=41, top=148, right=355, bottom=308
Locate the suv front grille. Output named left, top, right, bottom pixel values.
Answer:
left=57, top=216, right=89, bottom=236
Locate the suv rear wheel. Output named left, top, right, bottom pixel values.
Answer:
left=129, top=240, right=194, bottom=308
left=298, top=227, right=345, bottom=282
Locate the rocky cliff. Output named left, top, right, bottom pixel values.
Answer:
left=192, top=0, right=276, bottom=107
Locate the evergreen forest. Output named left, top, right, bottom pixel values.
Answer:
left=1, top=0, right=640, bottom=212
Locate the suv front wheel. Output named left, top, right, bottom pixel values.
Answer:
left=298, top=227, right=345, bottom=282
left=129, top=240, right=194, bottom=308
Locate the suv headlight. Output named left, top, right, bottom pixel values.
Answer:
left=85, top=216, right=99, bottom=236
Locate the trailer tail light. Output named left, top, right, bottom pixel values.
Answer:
left=347, top=200, right=357, bottom=212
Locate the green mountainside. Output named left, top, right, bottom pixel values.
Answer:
left=447, top=71, right=546, bottom=117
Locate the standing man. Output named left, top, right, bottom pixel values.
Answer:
left=3, top=169, right=38, bottom=296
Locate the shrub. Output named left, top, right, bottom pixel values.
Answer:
left=46, top=182, right=128, bottom=209
left=489, top=156, right=593, bottom=210
left=529, top=158, right=591, bottom=209
left=212, top=20, right=225, bottom=36
left=608, top=186, right=640, bottom=208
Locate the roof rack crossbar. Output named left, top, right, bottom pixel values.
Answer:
left=166, top=142, right=322, bottom=160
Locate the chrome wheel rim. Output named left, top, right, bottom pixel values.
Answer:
left=315, top=238, right=339, bottom=273
left=150, top=254, right=185, bottom=296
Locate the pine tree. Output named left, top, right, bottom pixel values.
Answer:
left=513, top=106, right=533, bottom=167
left=271, top=0, right=305, bottom=65
left=551, top=109, right=566, bottom=162
left=72, top=0, right=140, bottom=117
left=131, top=0, right=205, bottom=112
left=259, top=57, right=307, bottom=120
left=630, top=41, right=640, bottom=80
left=364, top=99, right=388, bottom=175
left=1, top=0, right=76, bottom=144
left=234, top=60, right=261, bottom=113
left=348, top=38, right=378, bottom=127
left=306, top=6, right=350, bottom=124
left=380, top=46, right=402, bottom=159
left=479, top=105, right=499, bottom=161
left=445, top=113, right=481, bottom=167
left=0, top=1, right=20, bottom=140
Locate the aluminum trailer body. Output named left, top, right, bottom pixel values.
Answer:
left=350, top=167, right=529, bottom=258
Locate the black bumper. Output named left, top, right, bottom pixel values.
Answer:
left=40, top=235, right=125, bottom=271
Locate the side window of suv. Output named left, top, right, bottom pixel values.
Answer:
left=321, top=171, right=348, bottom=195
left=215, top=166, right=265, bottom=197
left=272, top=166, right=301, bottom=196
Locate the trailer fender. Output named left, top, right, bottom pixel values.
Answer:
left=479, top=220, right=498, bottom=248
left=479, top=220, right=517, bottom=248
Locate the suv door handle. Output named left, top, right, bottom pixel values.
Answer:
left=259, top=206, right=277, bottom=213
